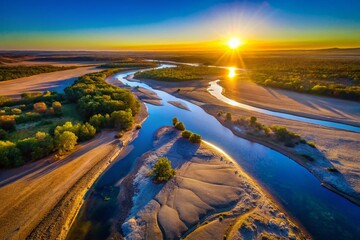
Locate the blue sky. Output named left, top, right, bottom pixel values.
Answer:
left=1, top=0, right=359, bottom=50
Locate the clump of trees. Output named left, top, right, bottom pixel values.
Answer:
left=173, top=117, right=202, bottom=144
left=65, top=69, right=140, bottom=120
left=151, top=157, right=176, bottom=183
left=0, top=65, right=77, bottom=81
left=134, top=65, right=225, bottom=82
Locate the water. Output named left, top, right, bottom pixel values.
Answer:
left=208, top=80, right=360, bottom=133
left=68, top=66, right=360, bottom=240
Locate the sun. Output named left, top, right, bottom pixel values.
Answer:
left=228, top=37, right=243, bottom=49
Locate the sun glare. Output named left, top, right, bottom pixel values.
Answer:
left=228, top=67, right=236, bottom=78
left=228, top=37, right=243, bottom=49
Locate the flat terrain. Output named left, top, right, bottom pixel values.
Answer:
left=0, top=66, right=102, bottom=98
left=122, top=127, right=307, bottom=239
left=131, top=77, right=360, bottom=205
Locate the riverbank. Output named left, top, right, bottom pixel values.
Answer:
left=0, top=101, right=148, bottom=240
left=120, top=127, right=308, bottom=239
left=126, top=76, right=360, bottom=206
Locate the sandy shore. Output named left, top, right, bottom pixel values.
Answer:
left=0, top=66, right=102, bottom=98
left=0, top=102, right=148, bottom=240
left=121, top=127, right=308, bottom=239
left=130, top=78, right=360, bottom=206
left=220, top=79, right=360, bottom=126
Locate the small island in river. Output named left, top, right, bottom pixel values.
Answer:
left=120, top=127, right=307, bottom=239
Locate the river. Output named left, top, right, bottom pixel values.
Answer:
left=67, top=65, right=360, bottom=240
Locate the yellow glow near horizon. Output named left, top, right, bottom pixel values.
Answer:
left=228, top=37, right=243, bottom=49
left=228, top=67, right=236, bottom=78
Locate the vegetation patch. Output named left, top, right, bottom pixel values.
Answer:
left=150, top=157, right=176, bottom=183
left=134, top=65, right=225, bottom=82
left=0, top=65, right=77, bottom=81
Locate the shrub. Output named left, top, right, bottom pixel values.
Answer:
left=77, top=122, right=96, bottom=141
left=172, top=117, right=178, bottom=126
left=135, top=124, right=142, bottom=129
left=0, top=115, right=16, bottom=131
left=52, top=101, right=62, bottom=112
left=56, top=131, right=78, bottom=155
left=17, top=132, right=54, bottom=161
left=226, top=112, right=232, bottom=121
left=250, top=116, right=257, bottom=125
left=11, top=108, right=22, bottom=115
left=89, top=113, right=106, bottom=131
left=111, top=110, right=134, bottom=130
left=189, top=133, right=202, bottom=143
left=151, top=157, right=176, bottom=183
left=175, top=121, right=185, bottom=131
left=0, top=141, right=23, bottom=168
left=181, top=130, right=192, bottom=138
left=33, top=102, right=47, bottom=114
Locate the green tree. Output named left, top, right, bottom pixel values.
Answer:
left=189, top=133, right=202, bottom=143
left=111, top=110, right=134, bottom=130
left=52, top=101, right=62, bottom=112
left=181, top=130, right=192, bottom=138
left=33, top=102, right=47, bottom=114
left=56, top=131, right=78, bottom=155
left=151, top=157, right=176, bottom=183
left=172, top=117, right=178, bottom=126
left=250, top=116, right=257, bottom=125
left=0, top=141, right=23, bottom=168
left=174, top=121, right=185, bottom=131
left=77, top=122, right=96, bottom=141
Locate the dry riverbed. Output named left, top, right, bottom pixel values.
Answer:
left=129, top=78, right=360, bottom=206
left=120, top=127, right=307, bottom=239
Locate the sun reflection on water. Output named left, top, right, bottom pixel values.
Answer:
left=228, top=67, right=236, bottom=78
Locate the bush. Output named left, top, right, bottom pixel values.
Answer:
left=89, top=113, right=106, bottom=131
left=172, top=117, right=178, bottom=126
left=174, top=121, right=185, bottom=131
left=33, top=102, right=47, bottom=114
left=189, top=133, right=202, bottom=143
left=226, top=112, right=232, bottom=121
left=52, top=101, right=62, bottom=112
left=111, top=110, right=134, bottom=130
left=11, top=108, right=22, bottom=115
left=250, top=116, right=257, bottom=125
left=0, top=115, right=16, bottom=131
left=0, top=141, right=23, bottom=168
left=135, top=124, right=142, bottom=129
left=151, top=157, right=176, bottom=183
left=17, top=132, right=54, bottom=161
left=77, top=122, right=96, bottom=141
left=56, top=131, right=78, bottom=155
left=181, top=130, right=192, bottom=138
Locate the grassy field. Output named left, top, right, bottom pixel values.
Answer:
left=134, top=65, right=226, bottom=81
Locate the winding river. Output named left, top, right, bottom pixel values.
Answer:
left=68, top=65, right=360, bottom=240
